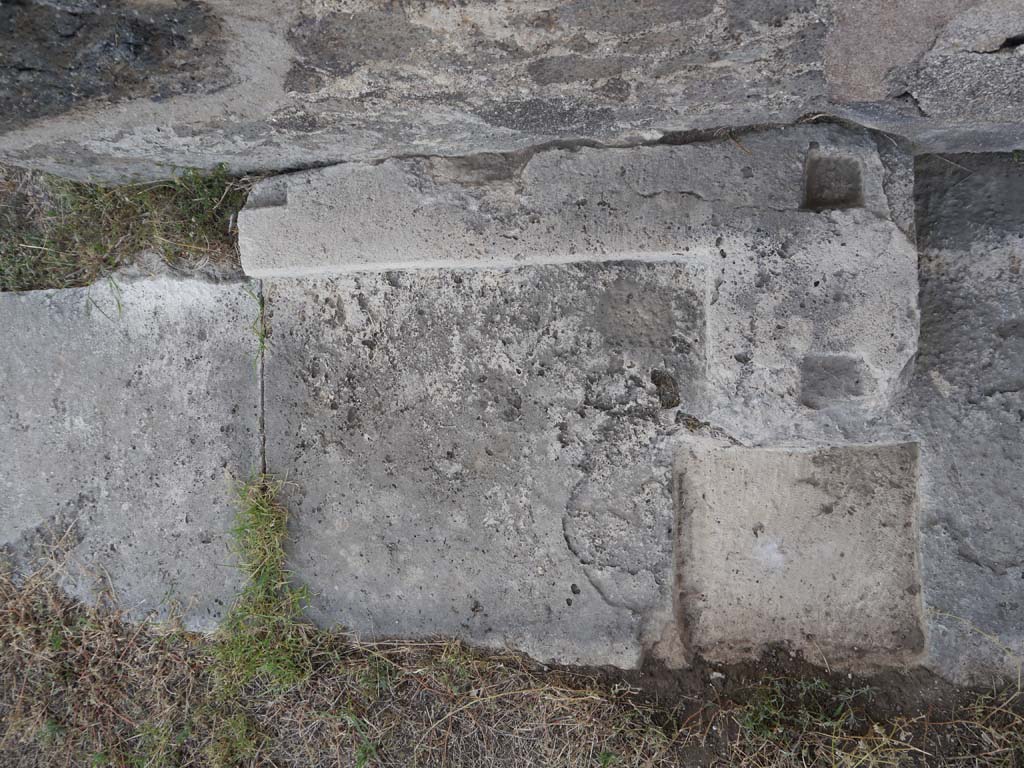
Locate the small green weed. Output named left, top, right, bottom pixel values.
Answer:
left=358, top=655, right=401, bottom=699
left=355, top=738, right=378, bottom=768
left=244, top=284, right=269, bottom=368
left=131, top=721, right=184, bottom=768
left=38, top=719, right=65, bottom=748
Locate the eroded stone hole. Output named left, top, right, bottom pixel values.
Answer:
left=998, top=34, right=1024, bottom=51
left=246, top=180, right=288, bottom=209
left=799, top=353, right=875, bottom=410
left=802, top=148, right=864, bottom=211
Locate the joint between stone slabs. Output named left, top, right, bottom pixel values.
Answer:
left=257, top=278, right=267, bottom=475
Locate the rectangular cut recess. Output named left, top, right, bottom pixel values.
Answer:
left=676, top=442, right=923, bottom=669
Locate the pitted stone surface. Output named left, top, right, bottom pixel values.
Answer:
left=676, top=441, right=924, bottom=669
left=0, top=277, right=260, bottom=630
left=900, top=153, right=1024, bottom=684
left=702, top=206, right=917, bottom=443
left=263, top=262, right=707, bottom=667
left=242, top=125, right=921, bottom=444
left=1, top=1, right=1021, bottom=183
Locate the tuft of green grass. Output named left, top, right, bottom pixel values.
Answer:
left=130, top=720, right=186, bottom=768
left=211, top=477, right=314, bottom=693
left=201, top=711, right=261, bottom=768
left=244, top=284, right=270, bottom=368
left=0, top=163, right=251, bottom=292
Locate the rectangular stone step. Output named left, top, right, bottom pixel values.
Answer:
left=238, top=124, right=903, bottom=276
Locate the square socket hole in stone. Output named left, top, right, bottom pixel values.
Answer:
left=803, top=149, right=864, bottom=210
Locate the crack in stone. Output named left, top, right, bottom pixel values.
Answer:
left=249, top=114, right=863, bottom=182
left=934, top=521, right=1020, bottom=577
left=634, top=189, right=707, bottom=202
left=257, top=278, right=267, bottom=475
left=674, top=412, right=742, bottom=445
left=560, top=496, right=650, bottom=617
left=893, top=90, right=928, bottom=118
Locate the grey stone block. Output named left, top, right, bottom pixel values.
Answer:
left=676, top=441, right=924, bottom=670
left=263, top=261, right=707, bottom=667
left=701, top=205, right=918, bottom=443
left=825, top=0, right=970, bottom=103
left=901, top=153, right=1024, bottom=684
left=0, top=277, right=261, bottom=630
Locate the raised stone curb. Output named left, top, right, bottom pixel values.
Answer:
left=238, top=124, right=904, bottom=276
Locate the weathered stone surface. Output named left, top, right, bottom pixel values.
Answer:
left=825, top=0, right=968, bottom=102
left=0, top=277, right=261, bottom=630
left=826, top=0, right=1024, bottom=153
left=0, top=0, right=228, bottom=132
left=0, top=0, right=1018, bottom=692
left=899, top=153, right=1024, bottom=685
left=242, top=125, right=920, bottom=445
left=702, top=204, right=917, bottom=443
left=0, top=0, right=1020, bottom=182
left=676, top=441, right=924, bottom=669
left=263, top=262, right=707, bottom=667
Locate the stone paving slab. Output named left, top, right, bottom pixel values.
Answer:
left=0, top=277, right=261, bottom=630
left=244, top=123, right=921, bottom=449
left=263, top=261, right=707, bottom=668
left=676, top=441, right=925, bottom=669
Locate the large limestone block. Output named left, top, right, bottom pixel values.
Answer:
left=247, top=123, right=921, bottom=450
left=263, top=261, right=707, bottom=667
left=0, top=277, right=261, bottom=630
left=243, top=125, right=920, bottom=441
left=676, top=441, right=924, bottom=670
